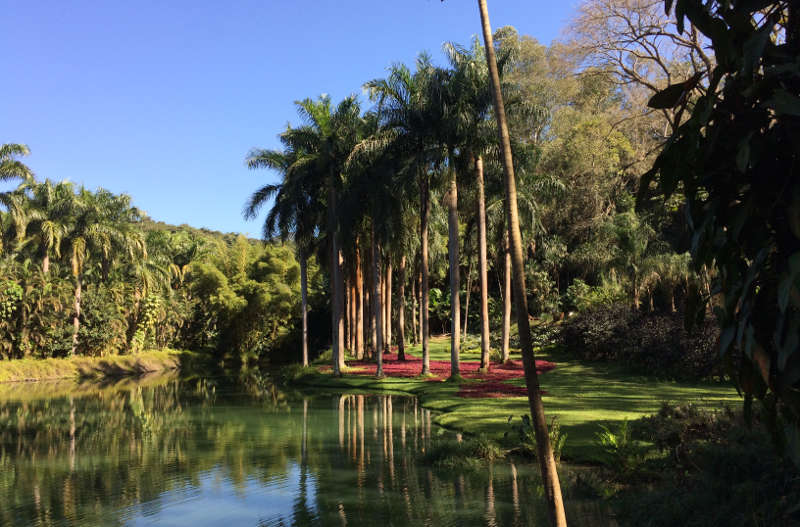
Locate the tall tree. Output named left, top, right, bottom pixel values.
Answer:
left=477, top=2, right=567, bottom=525
left=279, top=95, right=362, bottom=375
left=244, top=139, right=321, bottom=367
left=364, top=58, right=440, bottom=375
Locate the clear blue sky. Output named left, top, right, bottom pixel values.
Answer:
left=2, top=0, right=575, bottom=236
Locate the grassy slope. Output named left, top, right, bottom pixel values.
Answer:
left=295, top=336, right=740, bottom=461
left=0, top=349, right=189, bottom=383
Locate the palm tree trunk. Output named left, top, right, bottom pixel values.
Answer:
left=420, top=173, right=431, bottom=375
left=463, top=257, right=472, bottom=337
left=43, top=254, right=50, bottom=275
left=71, top=275, right=82, bottom=356
left=328, top=182, right=344, bottom=376
left=368, top=280, right=376, bottom=358
left=337, top=248, right=346, bottom=370
left=372, top=223, right=384, bottom=377
left=300, top=251, right=309, bottom=366
left=478, top=2, right=566, bottom=525
left=476, top=155, right=491, bottom=372
left=502, top=231, right=512, bottom=362
left=411, top=270, right=418, bottom=346
left=418, top=270, right=423, bottom=348
left=356, top=243, right=365, bottom=359
left=386, top=260, right=392, bottom=352
left=398, top=255, right=407, bottom=361
left=346, top=275, right=352, bottom=352
left=447, top=170, right=460, bottom=378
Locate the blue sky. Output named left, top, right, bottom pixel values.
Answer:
left=2, top=0, right=576, bottom=236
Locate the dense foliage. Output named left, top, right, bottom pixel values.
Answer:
left=562, top=304, right=720, bottom=379
left=0, top=169, right=307, bottom=362
left=609, top=403, right=800, bottom=526
left=642, top=0, right=799, bottom=453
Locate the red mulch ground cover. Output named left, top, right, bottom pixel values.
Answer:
left=323, top=350, right=556, bottom=399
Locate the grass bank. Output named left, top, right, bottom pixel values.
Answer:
left=290, top=336, right=740, bottom=462
left=0, top=349, right=193, bottom=383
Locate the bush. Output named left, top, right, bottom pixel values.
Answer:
left=614, top=404, right=800, bottom=526
left=504, top=414, right=567, bottom=462
left=595, top=420, right=642, bottom=472
left=563, top=278, right=626, bottom=312
left=421, top=436, right=503, bottom=471
left=561, top=303, right=720, bottom=379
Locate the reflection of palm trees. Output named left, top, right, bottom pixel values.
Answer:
left=486, top=463, right=497, bottom=527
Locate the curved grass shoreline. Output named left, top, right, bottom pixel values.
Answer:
left=0, top=349, right=190, bottom=383
left=289, top=336, right=741, bottom=462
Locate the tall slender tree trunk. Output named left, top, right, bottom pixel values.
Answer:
left=411, top=270, right=418, bottom=346
left=346, top=275, right=352, bottom=352
left=477, top=156, right=491, bottom=372
left=478, top=2, right=566, bottom=525
left=43, top=254, right=50, bottom=275
left=300, top=251, right=309, bottom=366
left=368, top=281, right=376, bottom=358
left=356, top=243, right=365, bottom=359
left=420, top=174, right=431, bottom=375
left=328, top=182, right=344, bottom=376
left=71, top=275, right=82, bottom=356
left=418, top=270, right=423, bottom=347
left=386, top=260, right=392, bottom=352
left=463, top=257, right=472, bottom=337
left=382, top=261, right=388, bottom=350
left=447, top=170, right=461, bottom=378
left=398, top=255, right=407, bottom=361
left=502, top=231, right=512, bottom=362
left=372, top=223, right=384, bottom=377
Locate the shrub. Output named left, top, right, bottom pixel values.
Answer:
left=504, top=414, right=567, bottom=462
left=615, top=404, right=800, bottom=526
left=561, top=303, right=720, bottom=379
left=422, top=436, right=503, bottom=471
left=595, top=420, right=642, bottom=472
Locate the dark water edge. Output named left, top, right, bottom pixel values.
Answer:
left=0, top=373, right=614, bottom=526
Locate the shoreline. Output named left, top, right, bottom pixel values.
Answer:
left=284, top=339, right=740, bottom=463
left=0, top=349, right=189, bottom=384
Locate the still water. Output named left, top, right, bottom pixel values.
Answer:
left=0, top=373, right=609, bottom=526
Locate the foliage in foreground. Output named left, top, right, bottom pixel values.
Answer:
left=421, top=436, right=504, bottom=471
left=641, top=0, right=800, bottom=454
left=603, top=403, right=800, bottom=526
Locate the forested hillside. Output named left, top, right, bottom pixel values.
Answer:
left=0, top=165, right=306, bottom=361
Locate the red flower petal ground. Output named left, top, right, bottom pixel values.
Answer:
left=318, top=351, right=556, bottom=399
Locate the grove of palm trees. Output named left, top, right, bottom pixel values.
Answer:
left=1, top=0, right=798, bottom=525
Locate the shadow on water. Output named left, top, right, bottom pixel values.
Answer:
left=0, top=371, right=614, bottom=526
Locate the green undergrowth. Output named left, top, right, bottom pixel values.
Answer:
left=0, top=349, right=196, bottom=383
left=421, top=436, right=504, bottom=472
left=290, top=335, right=740, bottom=462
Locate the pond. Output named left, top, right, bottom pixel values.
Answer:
left=0, top=373, right=611, bottom=526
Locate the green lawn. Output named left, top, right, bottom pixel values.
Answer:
left=296, top=335, right=740, bottom=462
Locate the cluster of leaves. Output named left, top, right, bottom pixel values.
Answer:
left=641, top=0, right=800, bottom=452
left=421, top=436, right=504, bottom=472
left=611, top=403, right=800, bottom=526
left=561, top=303, right=720, bottom=379
left=504, top=414, right=568, bottom=462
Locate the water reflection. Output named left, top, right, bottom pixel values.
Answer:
left=0, top=376, right=610, bottom=526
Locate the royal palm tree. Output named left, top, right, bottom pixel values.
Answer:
left=19, top=179, right=74, bottom=274
left=0, top=143, right=33, bottom=182
left=274, top=95, right=362, bottom=375
left=478, top=1, right=567, bottom=525
left=245, top=139, right=321, bottom=367
left=364, top=56, right=441, bottom=375
left=64, top=188, right=146, bottom=355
